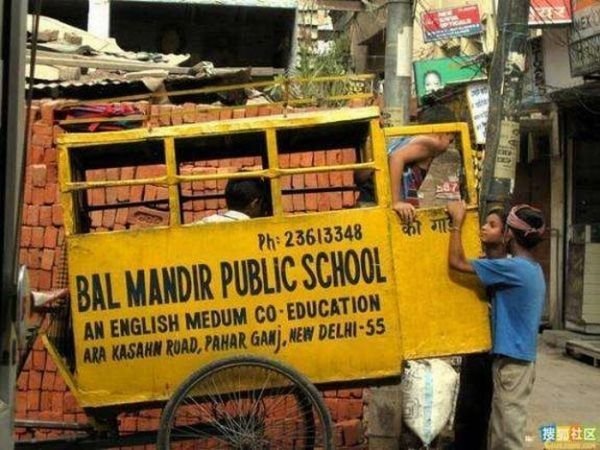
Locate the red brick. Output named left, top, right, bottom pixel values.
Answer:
left=31, top=164, right=47, bottom=187
left=325, top=398, right=339, bottom=421
left=136, top=101, right=150, bottom=115
left=330, top=192, right=343, bottom=210
left=33, top=122, right=53, bottom=136
left=31, top=227, right=44, bottom=248
left=51, top=204, right=63, bottom=226
left=28, top=249, right=41, bottom=269
left=26, top=390, right=40, bottom=411
left=317, top=172, right=330, bottom=188
left=120, top=417, right=138, bottom=432
left=28, top=269, right=39, bottom=290
left=52, top=125, right=64, bottom=142
left=232, top=108, right=245, bottom=119
left=30, top=145, right=45, bottom=164
left=19, top=248, right=27, bottom=265
left=258, top=105, right=272, bottom=116
left=292, top=194, right=305, bottom=211
left=171, top=105, right=183, bottom=125
left=25, top=205, right=39, bottom=226
left=47, top=165, right=58, bottom=184
left=300, top=152, right=313, bottom=167
left=40, top=101, right=57, bottom=125
left=305, top=193, right=318, bottom=211
left=182, top=103, right=197, bottom=123
left=57, top=227, right=64, bottom=247
left=42, top=371, right=55, bottom=391
left=317, top=193, right=330, bottom=211
left=271, top=105, right=284, bottom=115
left=102, top=209, right=116, bottom=229
left=44, top=227, right=58, bottom=248
left=131, top=185, right=144, bottom=202
left=305, top=173, right=318, bottom=188
left=41, top=249, right=55, bottom=270
left=340, top=419, right=363, bottom=446
left=38, top=270, right=52, bottom=289
left=206, top=109, right=219, bottom=122
left=282, top=195, right=294, bottom=212
left=289, top=153, right=301, bottom=168
left=32, top=133, right=53, bottom=148
left=43, top=183, right=57, bottom=204
left=40, top=391, right=52, bottom=410
left=219, top=109, right=233, bottom=120
left=315, top=152, right=327, bottom=168
left=343, top=191, right=356, bottom=207
left=45, top=355, right=57, bottom=372
left=279, top=154, right=290, bottom=169
left=330, top=171, right=343, bottom=186
left=115, top=208, right=129, bottom=225
left=17, top=371, right=29, bottom=391
left=16, top=392, right=27, bottom=413
left=159, top=105, right=172, bottom=126
left=149, top=104, right=160, bottom=128
left=32, top=187, right=46, bottom=206
left=53, top=373, right=66, bottom=391
left=339, top=399, right=363, bottom=420
left=39, top=206, right=52, bottom=226
left=64, top=391, right=78, bottom=413
left=21, top=226, right=32, bottom=247
left=24, top=182, right=33, bottom=204
left=52, top=392, right=65, bottom=412
left=292, top=174, right=304, bottom=189
left=28, top=369, right=42, bottom=389
left=245, top=105, right=259, bottom=118
left=143, top=185, right=157, bottom=201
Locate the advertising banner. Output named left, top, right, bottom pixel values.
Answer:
left=421, top=5, right=482, bottom=42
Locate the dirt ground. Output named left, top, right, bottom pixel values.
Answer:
left=524, top=339, right=600, bottom=449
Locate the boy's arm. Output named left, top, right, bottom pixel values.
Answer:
left=447, top=201, right=475, bottom=273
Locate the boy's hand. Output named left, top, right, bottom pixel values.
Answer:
left=446, top=200, right=466, bottom=227
left=393, top=201, right=416, bottom=223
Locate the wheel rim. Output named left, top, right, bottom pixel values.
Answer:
left=161, top=360, right=329, bottom=449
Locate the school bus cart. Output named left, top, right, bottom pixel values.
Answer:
left=22, top=106, right=489, bottom=449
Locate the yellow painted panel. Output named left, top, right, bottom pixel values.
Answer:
left=68, top=208, right=403, bottom=408
left=389, top=208, right=490, bottom=359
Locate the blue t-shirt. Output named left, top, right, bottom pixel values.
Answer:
left=471, top=257, right=546, bottom=362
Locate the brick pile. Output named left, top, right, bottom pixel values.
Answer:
left=17, top=99, right=370, bottom=449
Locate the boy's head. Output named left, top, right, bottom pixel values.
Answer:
left=225, top=177, right=268, bottom=218
left=480, top=207, right=507, bottom=246
left=506, top=204, right=546, bottom=249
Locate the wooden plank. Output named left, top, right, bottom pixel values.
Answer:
left=566, top=339, right=600, bottom=368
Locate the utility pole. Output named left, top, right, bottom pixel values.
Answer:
left=367, top=2, right=413, bottom=449
left=383, top=0, right=413, bottom=126
left=0, top=0, right=27, bottom=449
left=479, top=0, right=531, bottom=215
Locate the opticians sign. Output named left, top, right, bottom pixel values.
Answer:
left=421, top=5, right=482, bottom=42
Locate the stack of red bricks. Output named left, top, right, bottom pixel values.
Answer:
left=17, top=99, right=370, bottom=449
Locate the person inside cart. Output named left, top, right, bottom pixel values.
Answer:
left=355, top=104, right=456, bottom=222
left=447, top=201, right=546, bottom=450
left=198, top=177, right=269, bottom=223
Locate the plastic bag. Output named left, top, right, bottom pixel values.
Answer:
left=401, top=358, right=459, bottom=446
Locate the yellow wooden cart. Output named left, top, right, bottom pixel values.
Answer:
left=38, top=106, right=489, bottom=449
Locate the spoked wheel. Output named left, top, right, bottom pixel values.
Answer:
left=157, top=355, right=334, bottom=449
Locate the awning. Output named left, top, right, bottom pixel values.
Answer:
left=112, top=0, right=297, bottom=8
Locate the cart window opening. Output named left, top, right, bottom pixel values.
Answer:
left=77, top=164, right=171, bottom=233
left=66, top=140, right=170, bottom=234
left=384, top=132, right=467, bottom=209
left=276, top=121, right=372, bottom=214
left=175, top=132, right=270, bottom=224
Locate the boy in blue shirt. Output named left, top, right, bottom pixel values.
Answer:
left=447, top=201, right=546, bottom=450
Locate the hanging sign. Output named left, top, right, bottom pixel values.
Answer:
left=421, top=5, right=482, bottom=42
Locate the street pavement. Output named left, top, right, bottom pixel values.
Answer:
left=524, top=340, right=600, bottom=449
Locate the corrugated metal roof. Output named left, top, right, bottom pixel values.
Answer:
left=112, top=0, right=297, bottom=8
